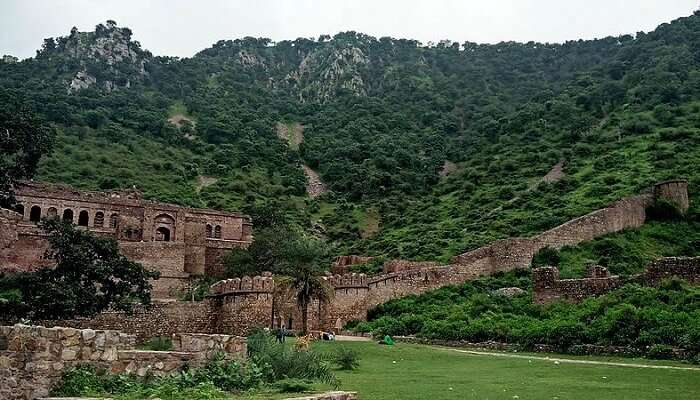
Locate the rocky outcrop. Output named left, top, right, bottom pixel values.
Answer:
left=39, top=21, right=150, bottom=93
left=286, top=45, right=369, bottom=102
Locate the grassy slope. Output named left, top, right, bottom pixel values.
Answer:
left=311, top=342, right=699, bottom=400
left=344, top=102, right=700, bottom=262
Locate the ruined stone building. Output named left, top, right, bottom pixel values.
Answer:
left=0, top=182, right=253, bottom=297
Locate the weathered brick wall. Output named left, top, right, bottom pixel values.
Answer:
left=653, top=180, right=690, bottom=213
left=532, top=266, right=626, bottom=304
left=382, top=259, right=439, bottom=273
left=451, top=193, right=652, bottom=273
left=1, top=182, right=253, bottom=298
left=330, top=255, right=375, bottom=274
left=533, top=257, right=700, bottom=304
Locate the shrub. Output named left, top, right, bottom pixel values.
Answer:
left=274, top=378, right=314, bottom=393
left=531, top=247, right=560, bottom=267
left=646, top=344, right=675, bottom=359
left=333, top=346, right=361, bottom=370
left=246, top=330, right=337, bottom=386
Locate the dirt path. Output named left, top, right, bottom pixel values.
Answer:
left=442, top=347, right=700, bottom=371
left=335, top=335, right=372, bottom=342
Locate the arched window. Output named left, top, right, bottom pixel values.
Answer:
left=62, top=209, right=74, bottom=223
left=214, top=225, right=222, bottom=239
left=14, top=204, right=24, bottom=218
left=47, top=207, right=58, bottom=220
left=94, top=212, right=104, bottom=227
left=153, top=214, right=175, bottom=242
left=29, top=206, right=41, bottom=223
left=109, top=214, right=119, bottom=228
left=206, top=224, right=213, bottom=238
left=78, top=210, right=89, bottom=226
left=155, top=227, right=171, bottom=242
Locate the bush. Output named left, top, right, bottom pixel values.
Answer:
left=246, top=330, right=337, bottom=386
left=274, top=378, right=314, bottom=393
left=531, top=247, right=560, bottom=267
left=646, top=344, right=675, bottom=360
left=333, top=346, right=361, bottom=370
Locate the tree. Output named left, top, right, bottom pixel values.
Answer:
left=275, top=236, right=333, bottom=334
left=0, top=89, right=55, bottom=207
left=0, top=219, right=160, bottom=320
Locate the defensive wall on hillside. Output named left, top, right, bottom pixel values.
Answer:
left=4, top=180, right=693, bottom=336
left=533, top=257, right=700, bottom=304
left=0, top=182, right=253, bottom=297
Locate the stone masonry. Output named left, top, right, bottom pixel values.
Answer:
left=0, top=182, right=253, bottom=297
left=6, top=180, right=692, bottom=337
left=533, top=257, right=700, bottom=304
left=0, top=324, right=246, bottom=400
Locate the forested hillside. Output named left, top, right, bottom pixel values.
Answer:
left=1, top=13, right=699, bottom=263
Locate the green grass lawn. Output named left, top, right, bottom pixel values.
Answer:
left=303, top=341, right=700, bottom=400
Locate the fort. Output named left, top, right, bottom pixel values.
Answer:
left=0, top=182, right=253, bottom=297
left=8, top=179, right=692, bottom=339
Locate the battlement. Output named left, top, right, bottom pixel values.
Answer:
left=208, top=272, right=274, bottom=295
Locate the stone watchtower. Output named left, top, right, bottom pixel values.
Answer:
left=653, top=180, right=690, bottom=213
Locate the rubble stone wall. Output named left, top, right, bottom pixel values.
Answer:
left=533, top=257, right=700, bottom=304
left=35, top=301, right=216, bottom=341
left=0, top=325, right=247, bottom=400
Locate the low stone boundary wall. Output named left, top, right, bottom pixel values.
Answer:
left=171, top=332, right=246, bottom=359
left=394, top=336, right=690, bottom=360
left=533, top=257, right=700, bottom=304
left=37, top=392, right=359, bottom=400
left=286, top=392, right=358, bottom=400
left=0, top=325, right=247, bottom=400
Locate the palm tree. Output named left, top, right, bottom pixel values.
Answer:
left=275, top=236, right=333, bottom=335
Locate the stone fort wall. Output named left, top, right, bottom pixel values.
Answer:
left=533, top=257, right=700, bottom=304
left=0, top=182, right=253, bottom=297
left=7, top=180, right=692, bottom=336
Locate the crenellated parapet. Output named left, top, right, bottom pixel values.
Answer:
left=208, top=272, right=274, bottom=296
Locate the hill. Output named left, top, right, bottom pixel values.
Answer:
left=1, top=13, right=699, bottom=262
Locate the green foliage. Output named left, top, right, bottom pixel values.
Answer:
left=332, top=346, right=361, bottom=370
left=552, top=219, right=700, bottom=277
left=0, top=89, right=55, bottom=206
left=357, top=271, right=700, bottom=360
left=0, top=219, right=159, bottom=320
left=246, top=329, right=338, bottom=386
left=3, top=15, right=700, bottom=264
left=273, top=378, right=314, bottom=393
left=531, top=247, right=561, bottom=268
left=51, top=358, right=264, bottom=400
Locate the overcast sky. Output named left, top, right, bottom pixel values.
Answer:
left=2, top=0, right=699, bottom=59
